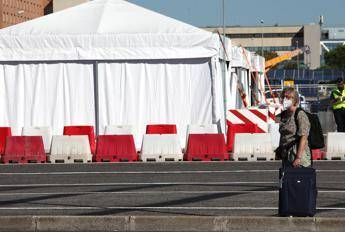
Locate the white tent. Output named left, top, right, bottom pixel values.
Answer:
left=228, top=46, right=265, bottom=109
left=227, top=46, right=252, bottom=108
left=0, top=0, right=229, bottom=147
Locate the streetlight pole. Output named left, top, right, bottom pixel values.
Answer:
left=260, top=20, right=264, bottom=57
left=296, top=40, right=299, bottom=79
left=222, top=0, right=226, bottom=44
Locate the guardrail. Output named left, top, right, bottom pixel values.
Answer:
left=267, top=69, right=345, bottom=82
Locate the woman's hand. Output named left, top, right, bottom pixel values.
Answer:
left=292, top=157, right=301, bottom=167
left=295, top=134, right=308, bottom=167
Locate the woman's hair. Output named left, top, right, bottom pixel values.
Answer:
left=281, top=87, right=300, bottom=106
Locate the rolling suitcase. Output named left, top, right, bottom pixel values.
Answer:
left=279, top=167, right=317, bottom=217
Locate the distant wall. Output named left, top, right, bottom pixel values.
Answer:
left=53, top=0, right=89, bottom=12
left=304, top=24, right=321, bottom=69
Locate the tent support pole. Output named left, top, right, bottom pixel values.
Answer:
left=93, top=61, right=99, bottom=136
left=222, top=0, right=228, bottom=132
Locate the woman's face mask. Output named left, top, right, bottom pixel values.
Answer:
left=283, top=98, right=293, bottom=110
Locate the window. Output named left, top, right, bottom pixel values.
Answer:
left=228, top=32, right=303, bottom=39
left=246, top=46, right=293, bottom=52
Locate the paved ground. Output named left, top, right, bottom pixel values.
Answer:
left=0, top=161, right=344, bottom=217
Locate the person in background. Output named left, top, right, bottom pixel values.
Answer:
left=275, top=87, right=311, bottom=168
left=330, top=79, right=345, bottom=132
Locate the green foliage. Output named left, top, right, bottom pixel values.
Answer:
left=316, top=64, right=332, bottom=70
left=324, top=45, right=345, bottom=70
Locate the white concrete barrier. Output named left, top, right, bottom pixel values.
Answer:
left=268, top=123, right=280, bottom=150
left=187, top=124, right=218, bottom=134
left=104, top=125, right=133, bottom=135
left=233, top=133, right=275, bottom=161
left=318, top=111, right=337, bottom=134
left=49, top=135, right=92, bottom=163
left=325, top=132, right=345, bottom=160
left=140, top=134, right=183, bottom=162
left=22, top=126, right=52, bottom=153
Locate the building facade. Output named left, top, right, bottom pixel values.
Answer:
left=53, top=0, right=89, bottom=12
left=204, top=24, right=321, bottom=69
left=0, top=0, right=52, bottom=28
left=321, top=27, right=345, bottom=52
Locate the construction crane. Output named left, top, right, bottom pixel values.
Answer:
left=265, top=45, right=310, bottom=72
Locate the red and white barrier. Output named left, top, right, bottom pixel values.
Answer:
left=268, top=106, right=283, bottom=123
left=228, top=109, right=269, bottom=132
left=226, top=108, right=269, bottom=151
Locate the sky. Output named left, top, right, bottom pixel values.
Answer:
left=128, top=0, right=345, bottom=28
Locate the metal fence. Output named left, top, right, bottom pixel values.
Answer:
left=267, top=69, right=345, bottom=83
left=266, top=84, right=336, bottom=113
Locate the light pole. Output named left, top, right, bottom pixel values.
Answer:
left=296, top=40, right=299, bottom=79
left=260, top=19, right=264, bottom=57
left=222, top=0, right=227, bottom=126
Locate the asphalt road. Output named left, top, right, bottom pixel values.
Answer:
left=0, top=161, right=344, bottom=217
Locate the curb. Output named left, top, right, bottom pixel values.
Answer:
left=0, top=216, right=345, bottom=232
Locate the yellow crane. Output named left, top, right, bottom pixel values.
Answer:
left=265, top=45, right=310, bottom=72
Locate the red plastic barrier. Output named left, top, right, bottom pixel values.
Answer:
left=185, top=134, right=229, bottom=161
left=2, top=136, right=46, bottom=163
left=146, top=124, right=177, bottom=134
left=226, top=122, right=261, bottom=152
left=0, top=127, right=11, bottom=155
left=63, top=126, right=96, bottom=154
left=95, top=135, right=138, bottom=162
left=312, top=149, right=323, bottom=160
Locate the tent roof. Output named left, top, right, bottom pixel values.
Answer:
left=0, top=0, right=220, bottom=61
left=0, top=0, right=208, bottom=35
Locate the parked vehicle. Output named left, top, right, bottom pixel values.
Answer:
left=264, top=89, right=310, bottom=111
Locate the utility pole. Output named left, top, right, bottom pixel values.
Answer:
left=222, top=0, right=225, bottom=41
left=260, top=20, right=264, bottom=57
left=296, top=40, right=299, bottom=79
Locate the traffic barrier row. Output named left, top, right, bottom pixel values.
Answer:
left=0, top=124, right=228, bottom=163
left=1, top=124, right=344, bottom=163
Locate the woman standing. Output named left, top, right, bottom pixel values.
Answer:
left=276, top=87, right=311, bottom=168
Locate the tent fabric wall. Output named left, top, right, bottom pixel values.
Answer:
left=97, top=58, right=219, bottom=148
left=0, top=63, right=95, bottom=135
left=211, top=57, right=226, bottom=135
left=230, top=46, right=251, bottom=69
left=228, top=70, right=238, bottom=109
left=249, top=53, right=266, bottom=105
left=227, top=68, right=250, bottom=109
left=229, top=46, right=253, bottom=108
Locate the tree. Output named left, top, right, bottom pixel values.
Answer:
left=324, top=44, right=345, bottom=70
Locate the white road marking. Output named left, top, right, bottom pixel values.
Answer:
left=0, top=191, right=278, bottom=195
left=2, top=180, right=345, bottom=188
left=0, top=170, right=344, bottom=175
left=0, top=182, right=277, bottom=187
left=0, top=206, right=344, bottom=211
left=0, top=170, right=276, bottom=175
left=0, top=190, right=344, bottom=195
